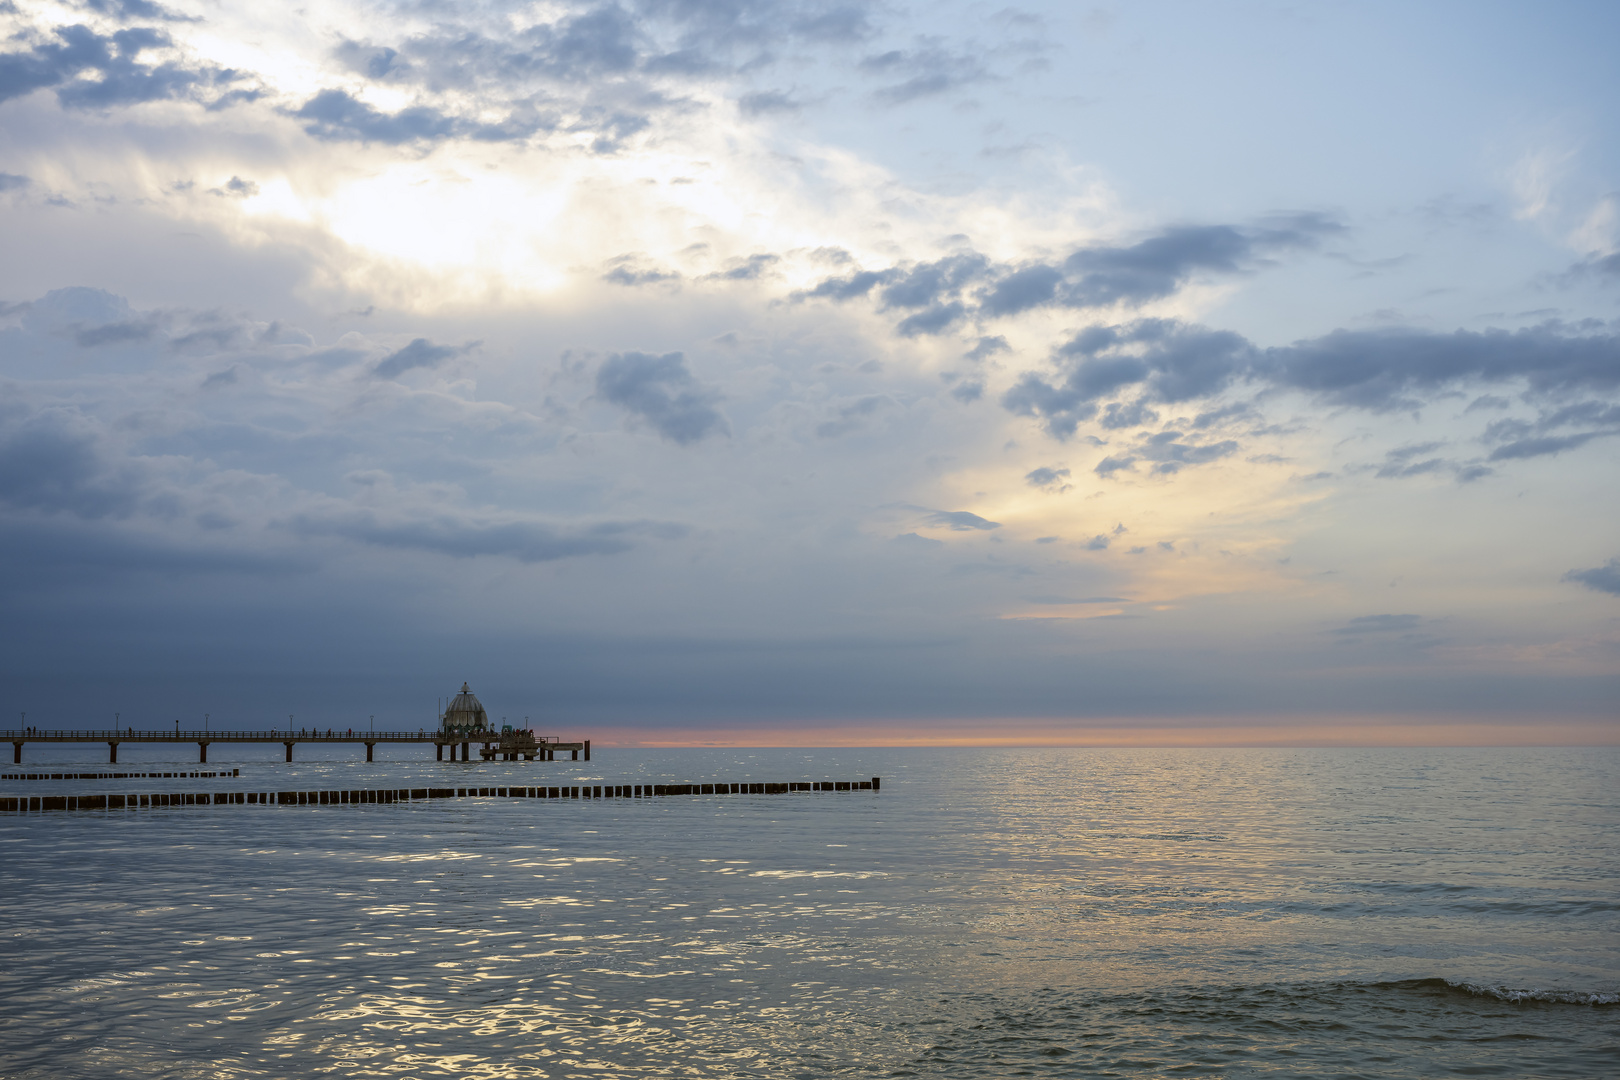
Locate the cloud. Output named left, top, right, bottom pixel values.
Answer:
left=979, top=264, right=1064, bottom=317
left=293, top=512, right=683, bottom=563
left=294, top=89, right=458, bottom=144
left=1004, top=318, right=1620, bottom=440
left=816, top=394, right=892, bottom=438
left=896, top=302, right=965, bottom=337
left=596, top=351, right=728, bottom=444
left=1487, top=432, right=1605, bottom=460
left=0, top=173, right=30, bottom=192
left=879, top=253, right=990, bottom=310
left=705, top=253, right=780, bottom=281
left=0, top=404, right=139, bottom=519
left=799, top=269, right=893, bottom=301
left=1563, top=559, right=1620, bottom=596
left=1332, top=613, right=1423, bottom=635
left=861, top=44, right=989, bottom=105
left=0, top=24, right=219, bottom=110
left=603, top=256, right=680, bottom=286
left=1024, top=465, right=1070, bottom=491
left=83, top=0, right=191, bottom=22
left=797, top=218, right=1344, bottom=337
left=923, top=509, right=1000, bottom=531
left=1003, top=320, right=1253, bottom=439
left=738, top=90, right=799, bottom=115
left=372, top=338, right=466, bottom=378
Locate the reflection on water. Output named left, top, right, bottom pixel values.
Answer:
left=2, top=747, right=1616, bottom=1077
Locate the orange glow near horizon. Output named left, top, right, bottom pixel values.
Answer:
left=585, top=718, right=1620, bottom=749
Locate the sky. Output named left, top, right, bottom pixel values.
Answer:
left=1, top=0, right=1617, bottom=745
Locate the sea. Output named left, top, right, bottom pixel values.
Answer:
left=1, top=744, right=1616, bottom=1078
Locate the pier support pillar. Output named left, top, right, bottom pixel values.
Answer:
left=571, top=748, right=578, bottom=760
left=284, top=742, right=294, bottom=762
left=365, top=742, right=375, bottom=762
left=585, top=740, right=591, bottom=762
left=12, top=741, right=21, bottom=764
left=436, top=744, right=443, bottom=761
left=108, top=742, right=118, bottom=764
left=198, top=742, right=208, bottom=764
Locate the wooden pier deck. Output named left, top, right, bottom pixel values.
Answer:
left=3, top=729, right=589, bottom=765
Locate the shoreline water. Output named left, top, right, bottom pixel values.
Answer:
left=3, top=746, right=1615, bottom=1077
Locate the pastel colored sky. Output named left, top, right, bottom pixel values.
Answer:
left=2, top=0, right=1617, bottom=744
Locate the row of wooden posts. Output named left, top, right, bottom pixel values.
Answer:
left=1, top=778, right=881, bottom=813
left=3, top=769, right=241, bottom=782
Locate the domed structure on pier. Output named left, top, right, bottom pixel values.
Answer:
left=441, top=682, right=490, bottom=734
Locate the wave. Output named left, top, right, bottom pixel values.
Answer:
left=1441, top=979, right=1619, bottom=1006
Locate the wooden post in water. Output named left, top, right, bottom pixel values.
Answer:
left=585, top=740, right=591, bottom=762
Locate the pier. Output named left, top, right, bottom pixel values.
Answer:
left=3, top=729, right=589, bottom=765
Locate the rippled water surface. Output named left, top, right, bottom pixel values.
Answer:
left=2, top=746, right=1616, bottom=1078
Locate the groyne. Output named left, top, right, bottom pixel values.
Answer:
left=1, top=778, right=880, bottom=813
left=4, top=769, right=240, bottom=781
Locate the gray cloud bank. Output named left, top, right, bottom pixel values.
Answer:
left=1003, top=319, right=1620, bottom=448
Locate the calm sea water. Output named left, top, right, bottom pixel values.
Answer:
left=1, top=745, right=1615, bottom=1078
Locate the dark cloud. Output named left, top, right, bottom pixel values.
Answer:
left=1004, top=318, right=1620, bottom=441
left=1332, top=614, right=1423, bottom=636
left=294, top=89, right=458, bottom=144
left=1003, top=320, right=1252, bottom=440
left=75, top=320, right=155, bottom=347
left=738, top=89, right=798, bottom=114
left=293, top=512, right=683, bottom=563
left=0, top=172, right=30, bottom=192
left=1056, top=220, right=1340, bottom=310
left=212, top=175, right=258, bottom=198
left=1481, top=401, right=1620, bottom=461
left=860, top=45, right=988, bottom=105
left=1100, top=399, right=1159, bottom=429
left=603, top=256, right=680, bottom=286
left=879, top=253, right=989, bottom=310
left=83, top=0, right=191, bottom=21
left=1024, top=465, right=1070, bottom=491
left=372, top=338, right=466, bottom=379
left=979, top=264, right=1063, bottom=317
left=797, top=218, right=1342, bottom=335
left=896, top=302, right=964, bottom=337
left=1563, top=558, right=1620, bottom=596
left=798, top=269, right=892, bottom=301
left=596, top=351, right=728, bottom=444
left=965, top=335, right=1008, bottom=361
left=0, top=405, right=138, bottom=519
left=1264, top=323, right=1620, bottom=410
left=706, top=253, right=779, bottom=281
left=1487, top=432, right=1605, bottom=461
left=1083, top=534, right=1109, bottom=550
left=924, top=509, right=1000, bottom=531
left=0, top=24, right=220, bottom=109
